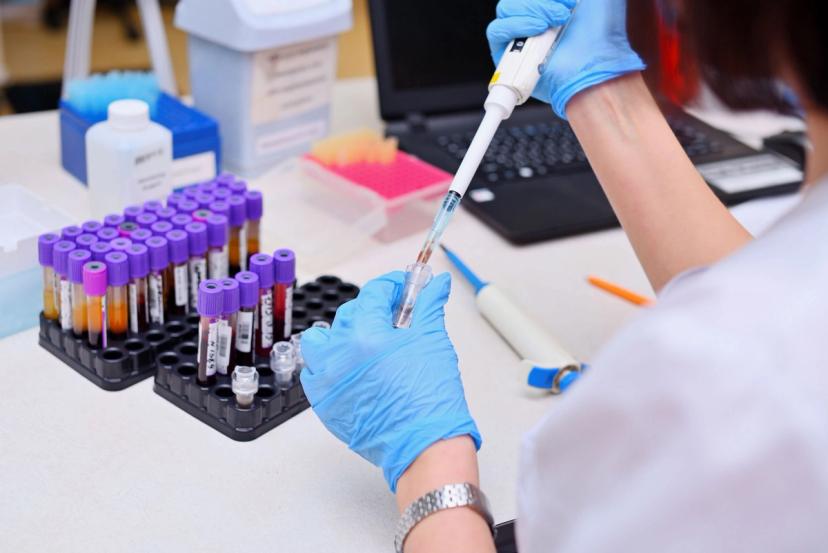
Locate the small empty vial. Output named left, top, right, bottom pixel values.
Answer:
left=68, top=249, right=92, bottom=338
left=218, top=278, right=240, bottom=375
left=192, top=209, right=212, bottom=223
left=83, top=261, right=108, bottom=349
left=126, top=244, right=150, bottom=333
left=90, top=241, right=113, bottom=262
left=206, top=214, right=229, bottom=280
left=123, top=205, right=144, bottom=222
left=146, top=236, right=169, bottom=325
left=227, top=195, right=247, bottom=273
left=273, top=248, right=296, bottom=341
left=165, top=229, right=190, bottom=316
left=197, top=279, right=224, bottom=386
left=150, top=220, right=173, bottom=236
left=392, top=263, right=433, bottom=329
left=75, top=233, right=98, bottom=250
left=135, top=212, right=158, bottom=228
left=250, top=254, right=275, bottom=356
left=61, top=225, right=83, bottom=242
left=143, top=199, right=164, bottom=213
left=171, top=213, right=193, bottom=230
left=245, top=190, right=263, bottom=262
left=118, top=221, right=139, bottom=237
left=110, top=237, right=133, bottom=252
left=186, top=222, right=209, bottom=311
left=81, top=220, right=103, bottom=235
left=38, top=233, right=61, bottom=321
left=232, top=366, right=259, bottom=408
left=234, top=271, right=259, bottom=367
left=53, top=241, right=77, bottom=332
left=130, top=228, right=153, bottom=244
left=195, top=193, right=215, bottom=210
left=96, top=227, right=119, bottom=242
left=155, top=206, right=176, bottom=221
left=270, top=341, right=296, bottom=389
left=103, top=213, right=125, bottom=229
left=104, top=251, right=130, bottom=339
left=177, top=199, right=199, bottom=215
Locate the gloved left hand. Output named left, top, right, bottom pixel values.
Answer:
left=300, top=271, right=481, bottom=492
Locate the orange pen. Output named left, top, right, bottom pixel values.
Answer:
left=587, top=275, right=654, bottom=307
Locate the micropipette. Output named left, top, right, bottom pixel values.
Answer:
left=393, top=4, right=579, bottom=328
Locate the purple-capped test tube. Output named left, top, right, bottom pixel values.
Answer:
left=118, top=221, right=139, bottom=237
left=245, top=190, right=262, bottom=261
left=103, top=213, right=125, bottom=229
left=130, top=228, right=153, bottom=244
left=167, top=192, right=185, bottom=209
left=228, top=180, right=247, bottom=195
left=127, top=244, right=150, bottom=333
left=110, top=237, right=133, bottom=252
left=151, top=221, right=174, bottom=236
left=81, top=220, right=103, bottom=235
left=195, top=193, right=215, bottom=210
left=215, top=172, right=235, bottom=188
left=82, top=261, right=108, bottom=348
left=273, top=248, right=296, bottom=341
left=53, top=240, right=76, bottom=331
left=146, top=236, right=170, bottom=324
left=68, top=249, right=92, bottom=338
left=61, top=225, right=82, bottom=242
left=171, top=213, right=193, bottom=230
left=38, top=233, right=61, bottom=321
left=208, top=201, right=229, bottom=219
left=90, top=241, right=113, bottom=262
left=186, top=222, right=208, bottom=311
left=219, top=278, right=240, bottom=375
left=156, top=207, right=176, bottom=221
left=198, top=180, right=218, bottom=193
left=234, top=271, right=259, bottom=366
left=212, top=188, right=232, bottom=201
left=143, top=200, right=164, bottom=213
left=166, top=229, right=190, bottom=316
left=184, top=186, right=201, bottom=200
left=135, top=213, right=158, bottom=228
left=249, top=254, right=274, bottom=356
left=177, top=199, right=198, bottom=215
left=192, top=209, right=212, bottom=223
left=228, top=195, right=247, bottom=273
left=105, top=251, right=130, bottom=339
left=97, top=227, right=119, bottom=242
left=197, top=279, right=224, bottom=386
left=123, top=205, right=143, bottom=222
left=75, top=233, right=98, bottom=250
left=207, top=214, right=229, bottom=280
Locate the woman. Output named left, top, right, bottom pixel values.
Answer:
left=300, top=0, right=828, bottom=551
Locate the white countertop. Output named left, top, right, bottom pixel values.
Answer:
left=0, top=78, right=803, bottom=552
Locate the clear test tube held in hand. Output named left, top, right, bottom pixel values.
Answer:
left=393, top=263, right=433, bottom=329
left=53, top=241, right=76, bottom=332
left=197, top=279, right=224, bottom=387
left=127, top=244, right=151, bottom=334
left=234, top=271, right=259, bottom=367
left=244, top=190, right=262, bottom=265
left=206, top=214, right=229, bottom=280
left=249, top=253, right=275, bottom=357
left=38, top=233, right=61, bottom=321
left=165, top=230, right=190, bottom=316
left=105, top=252, right=130, bottom=340
left=68, top=249, right=92, bottom=338
left=186, top=222, right=209, bottom=311
left=83, top=261, right=108, bottom=348
left=227, top=195, right=247, bottom=274
left=273, top=248, right=296, bottom=341
left=146, top=236, right=170, bottom=325
left=218, top=278, right=240, bottom=375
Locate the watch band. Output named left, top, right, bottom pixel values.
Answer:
left=394, top=482, right=494, bottom=553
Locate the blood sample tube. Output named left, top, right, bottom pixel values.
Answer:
left=53, top=241, right=76, bottom=332
left=184, top=186, right=201, bottom=199
left=228, top=179, right=247, bottom=196
left=97, top=227, right=119, bottom=242
left=156, top=207, right=176, bottom=221
left=61, top=225, right=83, bottom=242
left=123, top=205, right=143, bottom=222
left=81, top=220, right=103, bottom=235
left=103, top=213, right=125, bottom=229
left=83, top=261, right=108, bottom=348
left=206, top=214, right=229, bottom=280
left=75, top=233, right=98, bottom=250
left=118, top=221, right=139, bottom=237
left=90, top=241, right=113, bottom=262
left=178, top=199, right=198, bottom=215
left=245, top=190, right=262, bottom=262
left=150, top=220, right=173, bottom=236
left=167, top=192, right=185, bottom=208
left=234, top=271, right=259, bottom=367
left=186, top=222, right=208, bottom=311
left=143, top=199, right=164, bottom=213
left=215, top=172, right=235, bottom=187
left=38, top=233, right=61, bottom=321
left=232, top=366, right=259, bottom=408
left=249, top=254, right=275, bottom=356
left=219, top=278, right=240, bottom=375
left=146, top=236, right=169, bottom=325
left=130, top=228, right=153, bottom=244
left=171, top=213, right=193, bottom=230
left=110, top=237, right=133, bottom=252
left=195, top=193, right=215, bottom=210
left=270, top=341, right=296, bottom=390
left=227, top=195, right=247, bottom=274
left=212, top=188, right=232, bottom=201
left=68, top=249, right=92, bottom=338
left=136, top=212, right=158, bottom=228
left=208, top=201, right=229, bottom=219
left=197, top=279, right=224, bottom=386
left=126, top=244, right=150, bottom=333
left=165, top=229, right=190, bottom=316
left=273, top=248, right=296, bottom=341
left=192, top=209, right=212, bottom=223
left=104, top=252, right=130, bottom=339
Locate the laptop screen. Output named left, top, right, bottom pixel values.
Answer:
left=370, top=0, right=499, bottom=120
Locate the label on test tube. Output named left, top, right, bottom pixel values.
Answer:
left=282, top=284, right=294, bottom=338
left=261, top=289, right=274, bottom=349
left=189, top=258, right=207, bottom=309
left=60, top=280, right=72, bottom=331
left=239, top=227, right=248, bottom=272
left=217, top=321, right=232, bottom=374
left=174, top=265, right=188, bottom=307
left=53, top=272, right=61, bottom=316
left=101, top=294, right=108, bottom=349
left=149, top=274, right=164, bottom=324
left=200, top=321, right=219, bottom=378
left=129, top=283, right=138, bottom=333
left=209, top=248, right=229, bottom=280
left=236, top=311, right=254, bottom=353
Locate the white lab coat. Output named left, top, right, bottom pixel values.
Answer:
left=518, top=178, right=828, bottom=552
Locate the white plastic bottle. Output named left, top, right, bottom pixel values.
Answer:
left=86, top=99, right=173, bottom=218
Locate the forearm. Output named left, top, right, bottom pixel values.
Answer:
left=396, top=437, right=495, bottom=553
left=567, top=74, right=752, bottom=291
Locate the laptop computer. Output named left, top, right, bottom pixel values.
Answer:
left=368, top=0, right=804, bottom=244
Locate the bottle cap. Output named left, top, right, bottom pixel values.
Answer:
left=184, top=186, right=201, bottom=199
left=118, top=222, right=139, bottom=237
left=195, top=193, right=215, bottom=209
left=38, top=233, right=61, bottom=267
left=150, top=221, right=174, bottom=236
left=171, top=213, right=193, bottom=229
left=110, top=237, right=133, bottom=251
left=75, top=233, right=99, bottom=250
left=103, top=213, right=125, bottom=228
left=177, top=199, right=198, bottom=214
left=61, top=225, right=82, bottom=241
left=192, top=209, right=212, bottom=223
left=68, top=249, right=92, bottom=284
left=130, top=228, right=153, bottom=244
left=127, top=243, right=150, bottom=279
left=215, top=172, right=235, bottom=188
left=245, top=190, right=263, bottom=220
left=165, top=230, right=189, bottom=264
left=212, top=188, right=232, bottom=201
left=146, top=236, right=170, bottom=272
left=229, top=180, right=247, bottom=195
left=107, top=99, right=150, bottom=132
left=156, top=207, right=176, bottom=221
left=235, top=271, right=260, bottom=308
left=82, top=261, right=108, bottom=296
left=249, top=254, right=274, bottom=289
left=96, top=227, right=119, bottom=241
left=185, top=222, right=208, bottom=256
left=104, top=251, right=130, bottom=287
left=123, top=205, right=144, bottom=222
left=208, top=201, right=229, bottom=218
left=90, top=241, right=113, bottom=262
left=227, top=195, right=247, bottom=227
left=166, top=192, right=185, bottom=208
left=198, top=279, right=224, bottom=317
left=273, top=248, right=296, bottom=284
left=136, top=213, right=158, bottom=228
left=206, top=215, right=229, bottom=248
left=81, top=220, right=103, bottom=234
left=143, top=200, right=164, bottom=213
left=221, top=278, right=240, bottom=314
left=53, top=240, right=76, bottom=276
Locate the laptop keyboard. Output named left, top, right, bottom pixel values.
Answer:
left=436, top=117, right=725, bottom=185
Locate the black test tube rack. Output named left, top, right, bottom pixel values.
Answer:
left=152, top=276, right=359, bottom=441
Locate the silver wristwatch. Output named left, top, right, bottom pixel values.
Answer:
left=394, top=483, right=494, bottom=553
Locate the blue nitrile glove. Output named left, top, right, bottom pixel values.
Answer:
left=300, top=271, right=481, bottom=492
left=487, top=0, right=646, bottom=118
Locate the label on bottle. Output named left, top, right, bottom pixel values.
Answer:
left=148, top=273, right=164, bottom=324
left=59, top=279, right=72, bottom=331
left=189, top=257, right=207, bottom=309
left=236, top=310, right=254, bottom=353
left=174, top=265, right=188, bottom=307
left=282, top=284, right=294, bottom=338
left=261, top=289, right=274, bottom=349
left=238, top=226, right=248, bottom=271
left=216, top=320, right=232, bottom=375
left=129, top=282, right=138, bottom=333
left=208, top=247, right=229, bottom=280
left=131, top=145, right=170, bottom=202
left=205, top=321, right=219, bottom=377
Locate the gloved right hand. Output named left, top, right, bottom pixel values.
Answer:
left=487, top=0, right=646, bottom=119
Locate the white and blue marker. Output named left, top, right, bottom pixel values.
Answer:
left=441, top=244, right=584, bottom=394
